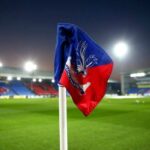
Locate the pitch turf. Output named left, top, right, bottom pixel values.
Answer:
left=0, top=97, right=150, bottom=150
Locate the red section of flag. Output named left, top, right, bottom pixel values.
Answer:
left=60, top=63, right=113, bottom=116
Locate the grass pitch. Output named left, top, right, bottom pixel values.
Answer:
left=0, top=97, right=150, bottom=150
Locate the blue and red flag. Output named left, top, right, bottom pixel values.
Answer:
left=54, top=23, right=113, bottom=116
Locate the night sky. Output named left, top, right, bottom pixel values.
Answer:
left=0, top=0, right=150, bottom=80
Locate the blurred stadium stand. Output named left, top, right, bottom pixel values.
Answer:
left=0, top=66, right=121, bottom=97
left=121, top=68, right=150, bottom=96
left=10, top=81, right=35, bottom=96
left=0, top=67, right=58, bottom=97
left=0, top=82, right=15, bottom=96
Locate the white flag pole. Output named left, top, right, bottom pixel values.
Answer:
left=59, top=85, right=68, bottom=150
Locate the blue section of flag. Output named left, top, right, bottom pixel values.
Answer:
left=54, top=23, right=113, bottom=84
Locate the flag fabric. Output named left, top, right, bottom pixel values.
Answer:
left=54, top=23, right=113, bottom=116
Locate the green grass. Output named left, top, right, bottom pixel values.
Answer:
left=0, top=97, right=150, bottom=150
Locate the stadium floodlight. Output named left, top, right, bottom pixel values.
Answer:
left=130, top=74, right=136, bottom=78
left=24, top=61, right=37, bottom=73
left=32, top=78, right=36, bottom=82
left=0, top=62, right=3, bottom=68
left=38, top=79, right=42, bottom=82
left=52, top=79, right=55, bottom=83
left=7, top=76, right=12, bottom=81
left=17, top=77, right=21, bottom=81
left=137, top=72, right=145, bottom=77
left=113, top=41, right=128, bottom=59
left=130, top=72, right=146, bottom=78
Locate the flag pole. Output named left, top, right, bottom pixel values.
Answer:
left=59, top=85, right=68, bottom=150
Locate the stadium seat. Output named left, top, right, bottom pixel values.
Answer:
left=10, top=81, right=35, bottom=96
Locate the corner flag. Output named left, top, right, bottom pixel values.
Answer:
left=54, top=23, right=113, bottom=116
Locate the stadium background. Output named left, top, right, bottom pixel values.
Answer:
left=0, top=65, right=150, bottom=98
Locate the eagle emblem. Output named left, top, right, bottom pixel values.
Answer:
left=65, top=41, right=98, bottom=95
